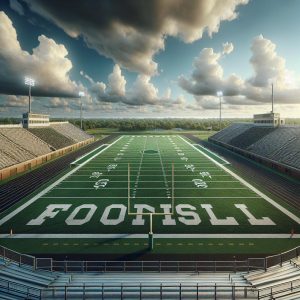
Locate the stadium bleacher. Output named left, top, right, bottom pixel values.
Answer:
left=51, top=122, right=92, bottom=142
left=209, top=124, right=300, bottom=171
left=0, top=122, right=93, bottom=173
left=230, top=126, right=276, bottom=149
left=0, top=133, right=36, bottom=166
left=209, top=123, right=252, bottom=144
left=0, top=256, right=255, bottom=299
left=0, top=128, right=52, bottom=157
left=27, top=127, right=75, bottom=150
left=0, top=150, right=19, bottom=169
left=2, top=249, right=300, bottom=299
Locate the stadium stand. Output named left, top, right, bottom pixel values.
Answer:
left=27, top=127, right=75, bottom=150
left=0, top=150, right=19, bottom=169
left=2, top=244, right=300, bottom=299
left=230, top=126, right=276, bottom=149
left=0, top=256, right=255, bottom=299
left=209, top=124, right=300, bottom=174
left=208, top=123, right=252, bottom=144
left=245, top=261, right=300, bottom=299
left=0, top=128, right=52, bottom=156
left=51, top=122, right=92, bottom=142
left=0, top=134, right=35, bottom=166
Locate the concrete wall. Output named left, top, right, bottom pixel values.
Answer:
left=0, top=138, right=94, bottom=181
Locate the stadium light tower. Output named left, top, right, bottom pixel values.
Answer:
left=271, top=83, right=274, bottom=113
left=217, top=91, right=223, bottom=130
left=25, top=76, right=35, bottom=113
left=79, top=91, right=85, bottom=129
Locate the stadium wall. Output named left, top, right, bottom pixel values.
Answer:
left=0, top=137, right=94, bottom=181
left=209, top=138, right=300, bottom=179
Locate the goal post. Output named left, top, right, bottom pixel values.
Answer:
left=127, top=162, right=175, bottom=250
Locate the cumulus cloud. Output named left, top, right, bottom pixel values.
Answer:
left=23, top=0, right=248, bottom=75
left=179, top=35, right=300, bottom=109
left=248, top=35, right=294, bottom=88
left=0, top=95, right=28, bottom=107
left=82, top=64, right=188, bottom=111
left=107, top=65, right=126, bottom=97
left=0, top=11, right=78, bottom=97
left=178, top=47, right=243, bottom=97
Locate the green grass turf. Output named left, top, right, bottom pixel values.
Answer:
left=0, top=134, right=299, bottom=255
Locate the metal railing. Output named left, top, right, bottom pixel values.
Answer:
left=0, top=277, right=41, bottom=299
left=44, top=283, right=258, bottom=300
left=1, top=244, right=300, bottom=274
left=258, top=278, right=300, bottom=299
left=0, top=245, right=36, bottom=269
left=35, top=259, right=266, bottom=273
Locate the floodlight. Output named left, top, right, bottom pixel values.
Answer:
left=25, top=77, right=35, bottom=87
left=217, top=91, right=223, bottom=97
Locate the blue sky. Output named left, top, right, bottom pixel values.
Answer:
left=0, top=0, right=300, bottom=118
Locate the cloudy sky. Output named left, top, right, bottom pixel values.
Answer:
left=0, top=0, right=300, bottom=118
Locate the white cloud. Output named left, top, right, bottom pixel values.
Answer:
left=24, top=0, right=248, bottom=75
left=0, top=11, right=78, bottom=97
left=107, top=64, right=126, bottom=97
left=179, top=35, right=300, bottom=110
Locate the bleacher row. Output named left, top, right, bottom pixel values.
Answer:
left=209, top=123, right=300, bottom=170
left=2, top=255, right=300, bottom=299
left=0, top=123, right=92, bottom=170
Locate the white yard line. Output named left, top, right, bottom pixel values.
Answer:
left=62, top=180, right=239, bottom=183
left=193, top=144, right=230, bottom=165
left=0, top=136, right=124, bottom=226
left=39, top=196, right=261, bottom=199
left=1, top=233, right=299, bottom=239
left=53, top=187, right=248, bottom=190
left=179, top=135, right=300, bottom=224
left=70, top=144, right=108, bottom=166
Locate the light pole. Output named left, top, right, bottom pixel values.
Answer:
left=79, top=91, right=85, bottom=129
left=217, top=91, right=223, bottom=131
left=25, top=77, right=35, bottom=113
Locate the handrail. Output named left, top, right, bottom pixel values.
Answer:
left=44, top=283, right=258, bottom=299
left=1, top=243, right=300, bottom=273
left=257, top=277, right=300, bottom=299
left=0, top=276, right=41, bottom=299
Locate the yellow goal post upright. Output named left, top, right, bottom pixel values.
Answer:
left=127, top=162, right=175, bottom=250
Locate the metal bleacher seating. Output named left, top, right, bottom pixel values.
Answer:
left=0, top=151, right=19, bottom=169
left=0, top=256, right=256, bottom=300
left=209, top=123, right=253, bottom=144
left=210, top=124, right=300, bottom=171
left=0, top=128, right=52, bottom=157
left=51, top=123, right=92, bottom=143
left=2, top=244, right=300, bottom=299
left=244, top=260, right=300, bottom=299
left=230, top=127, right=276, bottom=149
left=27, top=128, right=75, bottom=150
left=0, top=134, right=35, bottom=166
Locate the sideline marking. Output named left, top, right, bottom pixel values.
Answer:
left=71, top=144, right=108, bottom=166
left=1, top=233, right=299, bottom=239
left=193, top=144, right=230, bottom=165
left=179, top=135, right=300, bottom=224
left=0, top=137, right=123, bottom=226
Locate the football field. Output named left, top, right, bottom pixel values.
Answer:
left=0, top=135, right=299, bottom=255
